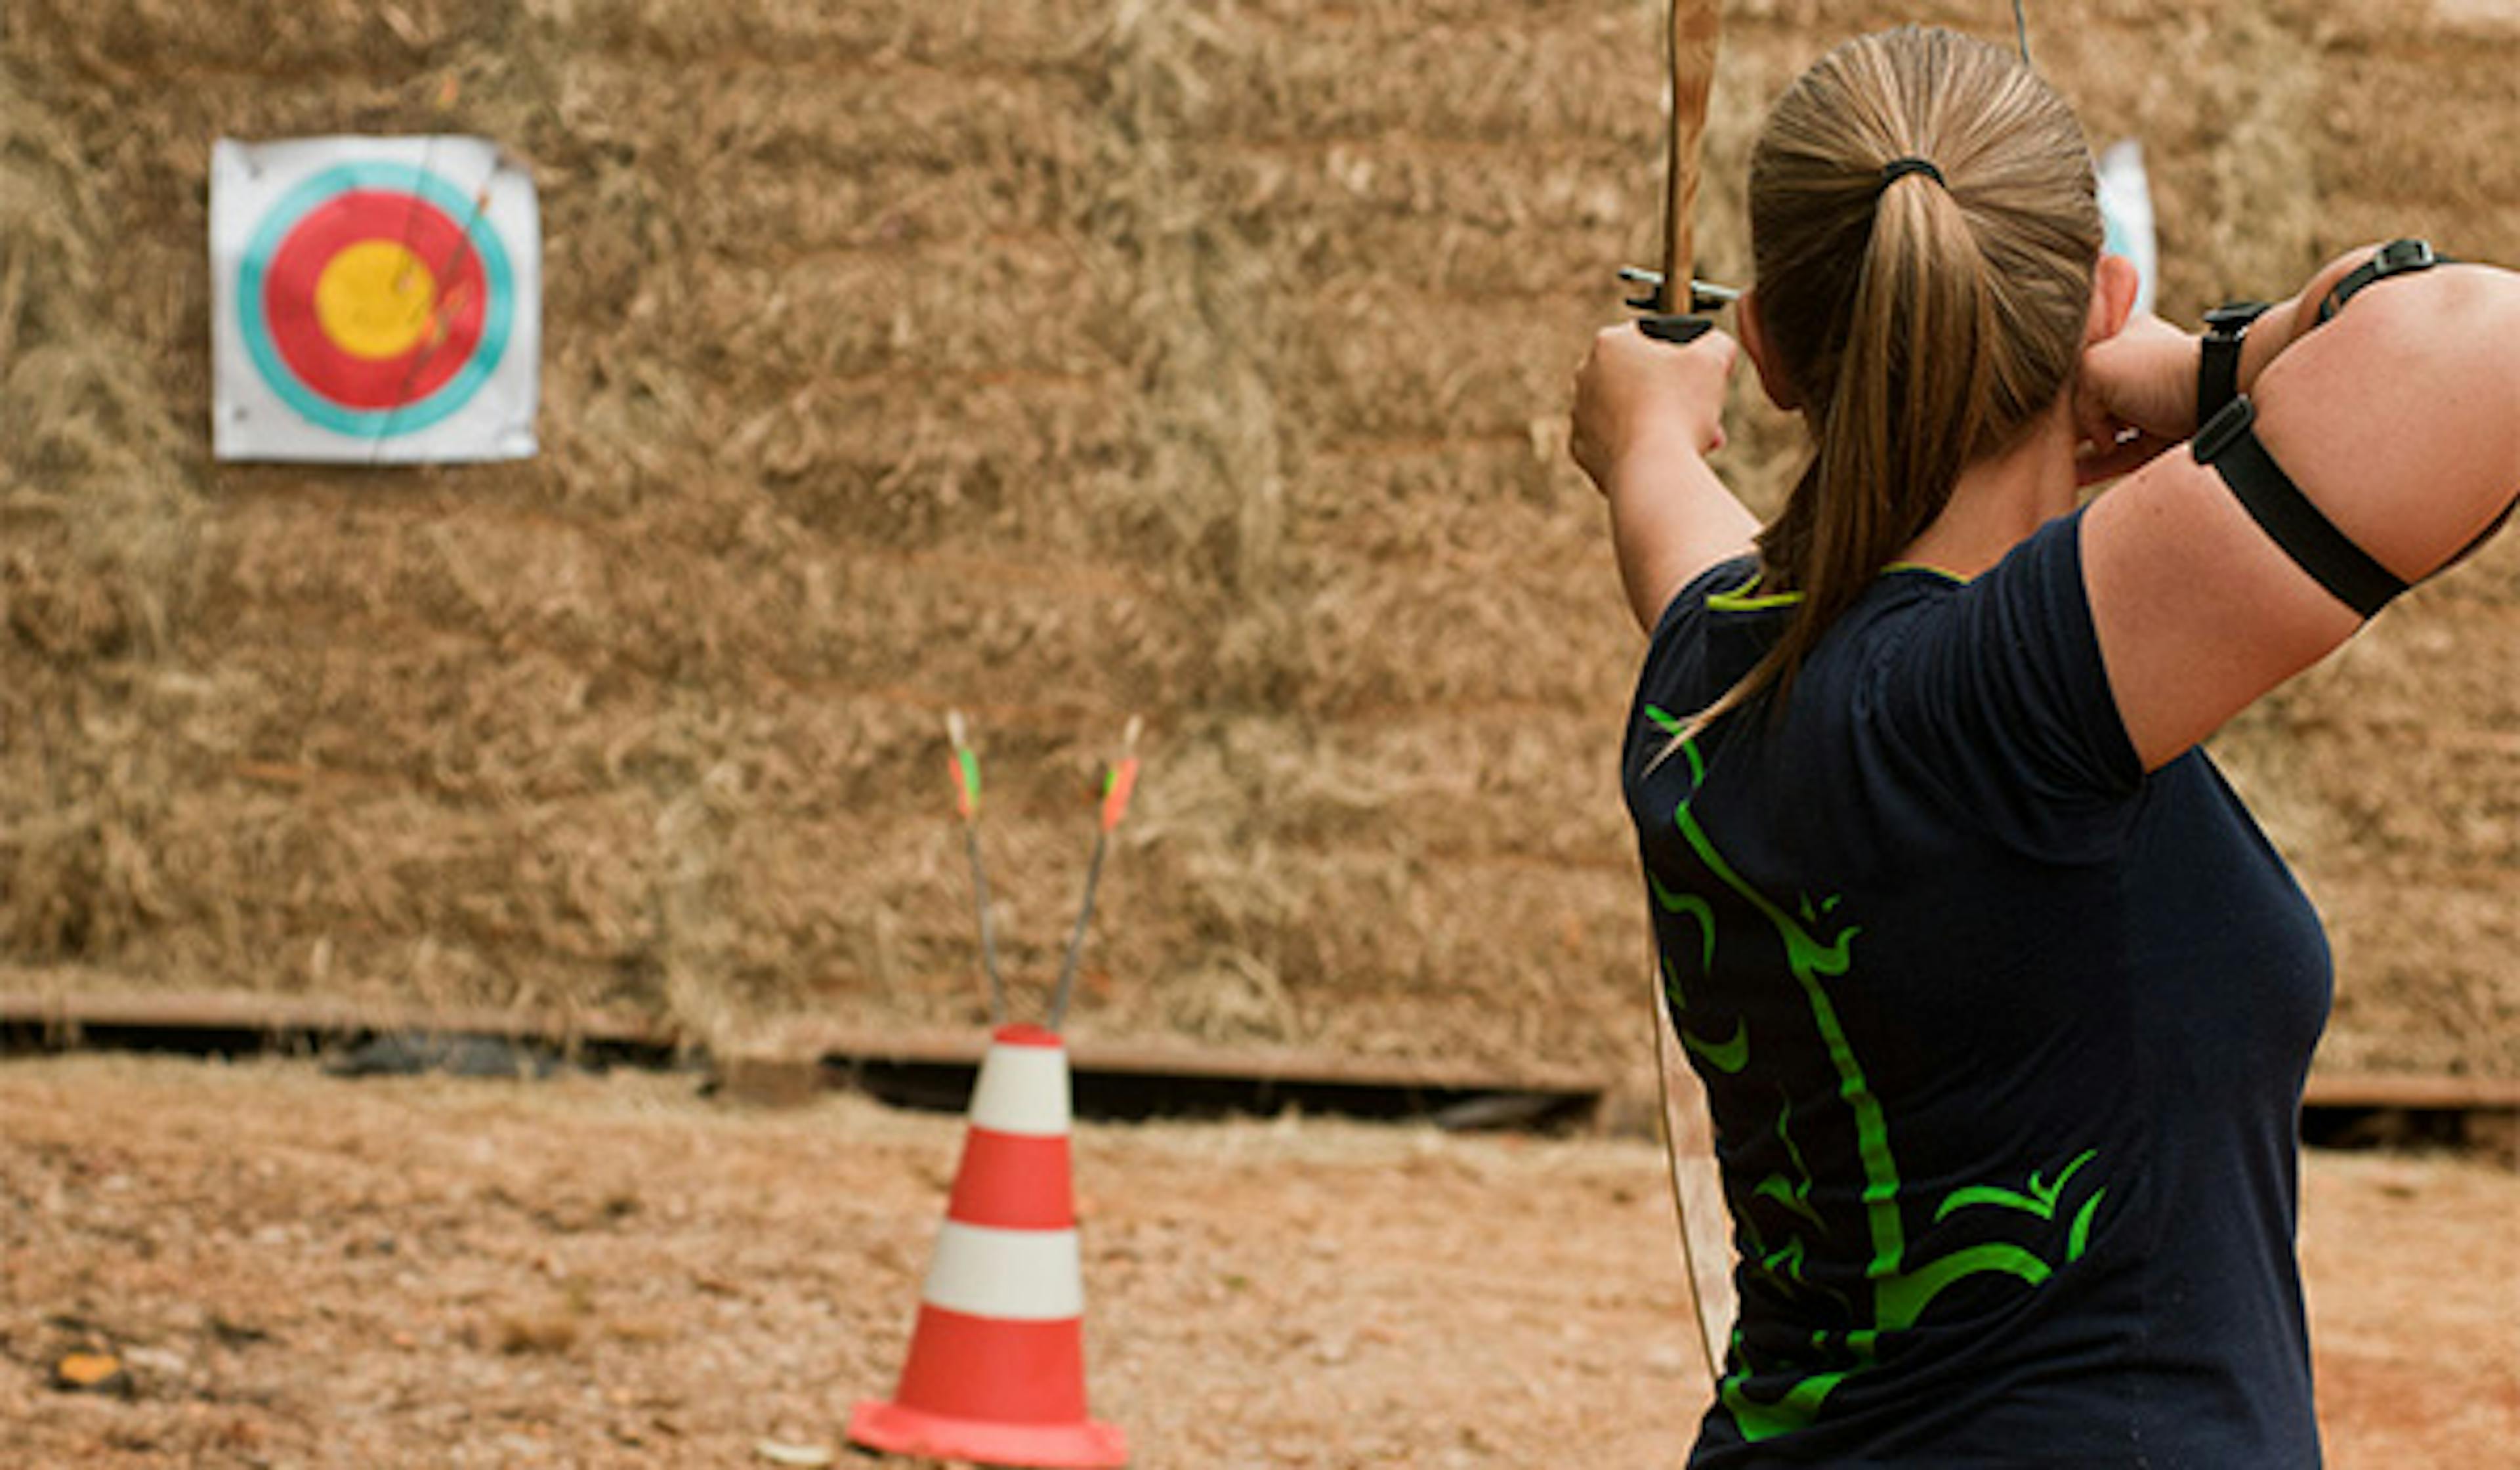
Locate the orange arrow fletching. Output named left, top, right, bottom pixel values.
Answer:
left=1099, top=758, right=1139, bottom=833
left=952, top=747, right=981, bottom=820
left=944, top=711, right=982, bottom=820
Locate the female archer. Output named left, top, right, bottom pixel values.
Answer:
left=1571, top=25, right=2515, bottom=1466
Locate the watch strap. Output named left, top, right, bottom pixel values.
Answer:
left=2196, top=301, right=2270, bottom=428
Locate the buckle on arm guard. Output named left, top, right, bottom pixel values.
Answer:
left=2193, top=397, right=2406, bottom=619
left=2317, top=238, right=2450, bottom=326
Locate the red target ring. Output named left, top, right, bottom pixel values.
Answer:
left=261, top=189, right=488, bottom=411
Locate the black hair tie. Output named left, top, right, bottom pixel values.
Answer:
left=1876, top=156, right=1945, bottom=196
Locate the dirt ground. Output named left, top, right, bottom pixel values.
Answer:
left=1, top=1055, right=2513, bottom=1468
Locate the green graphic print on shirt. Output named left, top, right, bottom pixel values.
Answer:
left=1643, top=709, right=2109, bottom=1442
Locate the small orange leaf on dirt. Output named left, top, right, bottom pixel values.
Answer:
left=52, top=1351, right=129, bottom=1393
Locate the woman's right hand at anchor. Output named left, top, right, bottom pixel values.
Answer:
left=1570, top=320, right=1738, bottom=493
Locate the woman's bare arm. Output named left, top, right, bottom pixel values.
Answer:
left=1570, top=324, right=1759, bottom=633
left=2082, top=257, right=2520, bottom=770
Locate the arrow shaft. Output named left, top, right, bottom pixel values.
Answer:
left=962, top=821, right=1007, bottom=1026
left=1047, top=831, right=1108, bottom=1032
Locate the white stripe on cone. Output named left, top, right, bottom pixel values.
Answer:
left=968, top=1043, right=1072, bottom=1137
left=922, top=1221, right=1086, bottom=1321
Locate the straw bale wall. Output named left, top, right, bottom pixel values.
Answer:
left=1, top=0, right=2512, bottom=1086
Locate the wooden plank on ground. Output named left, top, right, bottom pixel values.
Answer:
left=2304, top=1071, right=2520, bottom=1110
left=0, top=988, right=668, bottom=1047
left=9, top=988, right=2516, bottom=1110
left=0, top=989, right=1603, bottom=1098
left=760, top=1019, right=1606, bottom=1097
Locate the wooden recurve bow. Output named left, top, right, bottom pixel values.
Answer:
left=1628, top=0, right=1740, bottom=1389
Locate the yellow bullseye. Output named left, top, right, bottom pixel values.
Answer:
left=312, top=240, right=436, bottom=360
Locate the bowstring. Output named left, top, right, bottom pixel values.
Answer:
left=2012, top=0, right=2034, bottom=67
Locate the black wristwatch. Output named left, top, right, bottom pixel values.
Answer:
left=2197, top=301, right=2271, bottom=428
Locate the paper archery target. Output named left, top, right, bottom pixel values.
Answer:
left=241, top=163, right=511, bottom=432
left=213, top=137, right=539, bottom=463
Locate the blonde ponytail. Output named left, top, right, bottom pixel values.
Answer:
left=1683, top=27, right=2101, bottom=738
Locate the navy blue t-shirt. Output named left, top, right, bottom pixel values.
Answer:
left=1622, top=509, right=2330, bottom=1467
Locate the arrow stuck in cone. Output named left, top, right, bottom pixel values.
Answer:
left=940, top=712, right=1144, bottom=1034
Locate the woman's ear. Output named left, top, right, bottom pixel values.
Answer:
left=1738, top=289, right=1802, bottom=411
left=2087, top=253, right=2141, bottom=345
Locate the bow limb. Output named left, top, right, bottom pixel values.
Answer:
left=1649, top=0, right=1742, bottom=1391
left=1658, top=1, right=1721, bottom=315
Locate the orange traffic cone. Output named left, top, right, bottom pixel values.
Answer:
left=849, top=1024, right=1128, bottom=1467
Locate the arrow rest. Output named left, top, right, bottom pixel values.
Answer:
left=1618, top=265, right=1738, bottom=316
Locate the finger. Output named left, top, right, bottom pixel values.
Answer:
left=2071, top=387, right=2119, bottom=454
left=2074, top=430, right=2172, bottom=487
left=2072, top=432, right=2141, bottom=484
